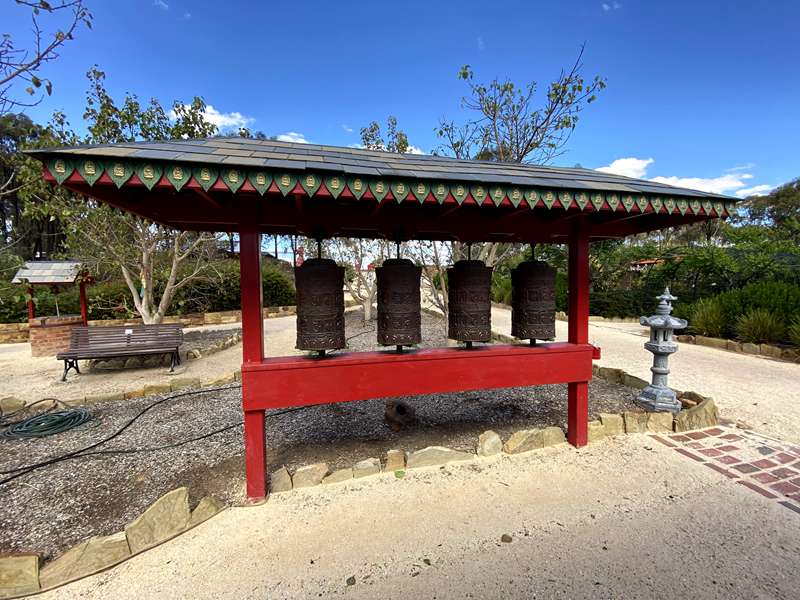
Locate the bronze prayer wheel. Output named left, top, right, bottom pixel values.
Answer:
left=447, top=259, right=492, bottom=343
left=511, top=260, right=556, bottom=341
left=376, top=258, right=422, bottom=348
left=295, top=258, right=345, bottom=351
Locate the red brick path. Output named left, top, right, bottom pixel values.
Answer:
left=651, top=427, right=800, bottom=514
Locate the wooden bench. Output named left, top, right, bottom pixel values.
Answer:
left=56, top=325, right=184, bottom=381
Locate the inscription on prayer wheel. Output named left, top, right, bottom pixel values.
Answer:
left=447, top=260, right=492, bottom=343
left=376, top=258, right=422, bottom=347
left=511, top=260, right=556, bottom=341
left=295, top=258, right=345, bottom=351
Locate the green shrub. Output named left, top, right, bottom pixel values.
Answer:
left=735, top=308, right=785, bottom=344
left=787, top=317, right=800, bottom=347
left=690, top=297, right=726, bottom=338
left=491, top=273, right=512, bottom=305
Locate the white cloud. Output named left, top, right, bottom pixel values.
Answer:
left=406, top=145, right=426, bottom=155
left=276, top=132, right=310, bottom=143
left=477, top=36, right=485, bottom=51
left=183, top=12, right=192, bottom=19
left=596, top=157, right=654, bottom=178
left=735, top=184, right=774, bottom=198
left=169, top=104, right=254, bottom=130
left=596, top=156, right=770, bottom=196
left=649, top=174, right=752, bottom=195
left=153, top=0, right=169, bottom=9
left=602, top=2, right=622, bottom=10
left=341, top=124, right=353, bottom=133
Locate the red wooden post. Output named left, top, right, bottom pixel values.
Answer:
left=239, top=228, right=267, bottom=501
left=26, top=286, right=35, bottom=321
left=78, top=280, right=88, bottom=326
left=567, top=216, right=590, bottom=447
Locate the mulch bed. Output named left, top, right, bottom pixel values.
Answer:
left=0, top=310, right=638, bottom=561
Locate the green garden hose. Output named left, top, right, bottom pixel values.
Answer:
left=1, top=408, right=93, bottom=439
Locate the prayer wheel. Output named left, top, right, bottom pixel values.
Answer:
left=376, top=258, right=422, bottom=349
left=295, top=258, right=345, bottom=352
left=511, top=260, right=556, bottom=342
left=447, top=260, right=492, bottom=344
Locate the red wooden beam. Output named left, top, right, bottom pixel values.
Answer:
left=242, top=343, right=594, bottom=410
left=567, top=216, right=590, bottom=447
left=78, top=280, right=88, bottom=326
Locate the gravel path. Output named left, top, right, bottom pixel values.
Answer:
left=0, top=309, right=637, bottom=561
left=39, top=435, right=800, bottom=600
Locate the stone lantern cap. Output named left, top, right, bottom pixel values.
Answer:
left=640, top=288, right=687, bottom=330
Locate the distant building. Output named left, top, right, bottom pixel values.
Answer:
left=629, top=258, right=665, bottom=273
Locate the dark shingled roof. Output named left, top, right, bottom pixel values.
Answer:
left=12, top=260, right=82, bottom=285
left=28, top=137, right=733, bottom=201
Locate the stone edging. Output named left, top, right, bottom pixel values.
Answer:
left=675, top=334, right=799, bottom=363
left=0, top=305, right=297, bottom=344
left=0, top=392, right=719, bottom=599
left=0, top=489, right=225, bottom=599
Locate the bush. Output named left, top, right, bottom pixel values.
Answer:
left=787, top=317, right=800, bottom=347
left=491, top=273, right=512, bottom=305
left=735, top=308, right=785, bottom=344
left=691, top=297, right=726, bottom=338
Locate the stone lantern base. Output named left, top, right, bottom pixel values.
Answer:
left=636, top=384, right=682, bottom=414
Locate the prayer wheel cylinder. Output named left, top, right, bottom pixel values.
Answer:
left=295, top=258, right=345, bottom=351
left=447, top=260, right=492, bottom=343
left=511, top=260, right=556, bottom=341
left=376, top=258, right=422, bottom=347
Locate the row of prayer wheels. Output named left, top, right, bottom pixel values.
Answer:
left=295, top=255, right=556, bottom=355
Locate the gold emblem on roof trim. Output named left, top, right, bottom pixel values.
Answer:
left=306, top=175, right=315, bottom=187
left=142, top=165, right=155, bottom=180
left=228, top=170, right=239, bottom=184
left=113, top=163, right=124, bottom=178
left=376, top=181, right=385, bottom=193
left=416, top=183, right=425, bottom=195
left=84, top=161, right=96, bottom=176
left=280, top=174, right=290, bottom=187
left=353, top=179, right=363, bottom=191
left=255, top=173, right=266, bottom=186
left=329, top=177, right=340, bottom=190
left=173, top=166, right=184, bottom=181
left=200, top=168, right=211, bottom=182
left=396, top=183, right=405, bottom=194
left=54, top=159, right=66, bottom=174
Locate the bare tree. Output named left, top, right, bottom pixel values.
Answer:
left=325, top=237, right=391, bottom=322
left=1, top=1, right=92, bottom=114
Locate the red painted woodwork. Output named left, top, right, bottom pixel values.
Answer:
left=567, top=217, right=590, bottom=447
left=78, top=280, right=88, bottom=326
left=27, top=286, right=35, bottom=320
left=242, top=343, right=595, bottom=411
left=239, top=229, right=264, bottom=364
left=243, top=409, right=266, bottom=501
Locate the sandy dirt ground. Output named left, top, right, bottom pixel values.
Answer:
left=39, top=435, right=800, bottom=600
left=1, top=317, right=297, bottom=403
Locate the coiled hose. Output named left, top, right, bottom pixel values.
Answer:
left=2, top=407, right=93, bottom=439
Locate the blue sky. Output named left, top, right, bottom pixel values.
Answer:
left=5, top=0, right=799, bottom=197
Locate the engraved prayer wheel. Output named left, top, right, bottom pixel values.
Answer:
left=447, top=260, right=493, bottom=343
left=511, top=260, right=556, bottom=342
left=376, top=258, right=422, bottom=348
left=295, top=258, right=345, bottom=352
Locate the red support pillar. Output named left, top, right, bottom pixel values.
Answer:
left=239, top=228, right=267, bottom=501
left=26, top=286, right=35, bottom=321
left=567, top=216, right=590, bottom=447
left=78, top=280, right=88, bottom=326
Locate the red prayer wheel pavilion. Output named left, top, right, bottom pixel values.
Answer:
left=27, top=137, right=737, bottom=501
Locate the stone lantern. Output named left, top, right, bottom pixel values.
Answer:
left=636, top=288, right=687, bottom=414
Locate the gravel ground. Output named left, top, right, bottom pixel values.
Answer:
left=0, top=310, right=638, bottom=562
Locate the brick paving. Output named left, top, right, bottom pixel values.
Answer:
left=652, top=426, right=800, bottom=515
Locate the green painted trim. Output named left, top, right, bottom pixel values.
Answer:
left=107, top=160, right=134, bottom=188
left=136, top=163, right=163, bottom=190
left=300, top=173, right=321, bottom=196
left=77, top=158, right=103, bottom=186
left=348, top=177, right=368, bottom=200
left=451, top=183, right=469, bottom=205
left=412, top=181, right=429, bottom=203
left=525, top=188, right=540, bottom=209
left=470, top=184, right=489, bottom=206
left=275, top=173, right=297, bottom=196
left=490, top=185, right=505, bottom=207
left=370, top=179, right=389, bottom=202
left=166, top=164, right=191, bottom=191
left=39, top=155, right=737, bottom=224
left=391, top=180, right=410, bottom=204
left=558, top=190, right=573, bottom=210
left=325, top=175, right=346, bottom=199
left=432, top=182, right=449, bottom=203
left=248, top=171, right=272, bottom=195
left=193, top=166, right=219, bottom=191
